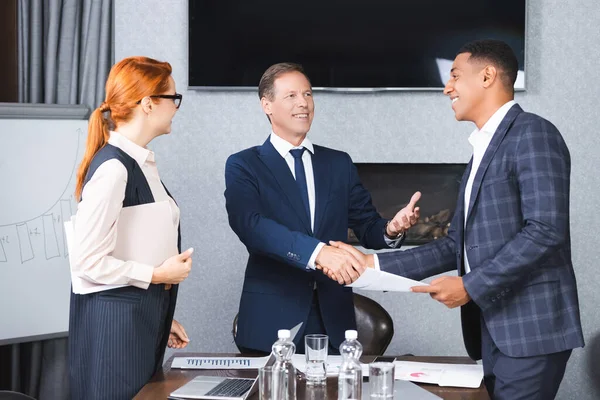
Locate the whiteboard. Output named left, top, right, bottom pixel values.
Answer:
left=0, top=118, right=87, bottom=344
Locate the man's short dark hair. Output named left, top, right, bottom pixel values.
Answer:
left=258, top=62, right=311, bottom=100
left=457, top=39, right=519, bottom=92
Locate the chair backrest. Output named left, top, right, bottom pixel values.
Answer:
left=0, top=391, right=37, bottom=400
left=352, top=293, right=394, bottom=355
left=232, top=293, right=394, bottom=355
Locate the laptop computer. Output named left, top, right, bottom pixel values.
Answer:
left=169, top=375, right=258, bottom=400
left=362, top=379, right=442, bottom=399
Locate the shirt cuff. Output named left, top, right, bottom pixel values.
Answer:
left=307, top=242, right=326, bottom=270
left=373, top=254, right=381, bottom=271
left=128, top=262, right=155, bottom=289
left=384, top=231, right=404, bottom=248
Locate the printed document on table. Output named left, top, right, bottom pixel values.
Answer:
left=171, top=356, right=270, bottom=369
left=346, top=268, right=428, bottom=292
left=394, top=361, right=484, bottom=388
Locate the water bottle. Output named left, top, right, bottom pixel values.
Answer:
left=271, top=329, right=297, bottom=400
left=338, top=330, right=363, bottom=400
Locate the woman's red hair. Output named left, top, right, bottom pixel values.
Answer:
left=75, top=56, right=173, bottom=200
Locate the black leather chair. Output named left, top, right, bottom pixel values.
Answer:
left=0, top=391, right=36, bottom=400
left=232, top=293, right=394, bottom=355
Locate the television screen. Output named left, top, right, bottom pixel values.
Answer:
left=189, top=0, right=526, bottom=90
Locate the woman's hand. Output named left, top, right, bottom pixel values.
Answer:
left=168, top=319, right=190, bottom=349
left=152, top=248, right=194, bottom=284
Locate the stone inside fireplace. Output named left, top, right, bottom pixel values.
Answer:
left=349, top=163, right=467, bottom=245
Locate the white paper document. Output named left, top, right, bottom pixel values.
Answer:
left=394, top=361, right=484, bottom=388
left=171, top=356, right=270, bottom=369
left=65, top=201, right=178, bottom=294
left=346, top=268, right=428, bottom=292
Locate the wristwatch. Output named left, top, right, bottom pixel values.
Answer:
left=384, top=221, right=405, bottom=240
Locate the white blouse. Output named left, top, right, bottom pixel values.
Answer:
left=73, top=131, right=180, bottom=289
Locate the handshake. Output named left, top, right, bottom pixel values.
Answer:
left=315, top=241, right=373, bottom=285
left=315, top=192, right=421, bottom=285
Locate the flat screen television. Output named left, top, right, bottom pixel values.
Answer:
left=189, top=0, right=526, bottom=91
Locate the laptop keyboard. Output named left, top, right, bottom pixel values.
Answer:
left=205, top=378, right=255, bottom=397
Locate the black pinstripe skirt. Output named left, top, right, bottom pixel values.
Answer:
left=68, top=284, right=176, bottom=400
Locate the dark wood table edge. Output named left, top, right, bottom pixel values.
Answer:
left=135, top=353, right=490, bottom=400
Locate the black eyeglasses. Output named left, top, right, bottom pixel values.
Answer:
left=137, top=93, right=183, bottom=109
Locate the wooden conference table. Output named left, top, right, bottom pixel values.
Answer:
left=135, top=353, right=490, bottom=400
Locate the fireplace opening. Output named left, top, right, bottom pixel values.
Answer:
left=349, top=163, right=467, bottom=245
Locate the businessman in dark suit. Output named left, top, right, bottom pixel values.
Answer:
left=332, top=40, right=584, bottom=399
left=225, top=62, right=420, bottom=354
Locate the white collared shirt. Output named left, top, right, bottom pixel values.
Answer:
left=463, top=100, right=516, bottom=273
left=73, top=131, right=180, bottom=288
left=269, top=132, right=324, bottom=269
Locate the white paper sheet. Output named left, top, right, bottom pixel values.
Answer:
left=171, top=356, right=270, bottom=369
left=65, top=200, right=178, bottom=294
left=394, top=361, right=484, bottom=388
left=346, top=268, right=428, bottom=292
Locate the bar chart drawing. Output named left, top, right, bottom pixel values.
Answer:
left=0, top=117, right=88, bottom=345
left=16, top=223, right=34, bottom=264
left=0, top=123, right=85, bottom=265
left=43, top=214, right=60, bottom=260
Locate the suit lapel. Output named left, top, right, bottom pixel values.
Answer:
left=311, top=146, right=331, bottom=236
left=457, top=159, right=472, bottom=273
left=258, top=138, right=312, bottom=233
left=457, top=160, right=471, bottom=236
left=465, top=104, right=522, bottom=224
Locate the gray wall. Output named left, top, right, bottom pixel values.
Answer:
left=115, top=1, right=600, bottom=398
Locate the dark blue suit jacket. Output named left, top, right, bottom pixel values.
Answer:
left=225, top=138, right=391, bottom=352
left=379, top=104, right=584, bottom=359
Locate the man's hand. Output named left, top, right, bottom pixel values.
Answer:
left=387, top=191, right=422, bottom=237
left=315, top=246, right=365, bottom=285
left=328, top=241, right=374, bottom=268
left=410, top=276, right=471, bottom=308
left=168, top=319, right=190, bottom=349
left=317, top=241, right=374, bottom=283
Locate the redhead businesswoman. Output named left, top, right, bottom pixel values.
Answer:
left=69, top=56, right=193, bottom=399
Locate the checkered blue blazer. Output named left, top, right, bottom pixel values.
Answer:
left=379, top=104, right=584, bottom=359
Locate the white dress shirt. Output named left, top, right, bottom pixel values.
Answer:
left=269, top=132, right=324, bottom=269
left=463, top=100, right=516, bottom=273
left=73, top=131, right=180, bottom=289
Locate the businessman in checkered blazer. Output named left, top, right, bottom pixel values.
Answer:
left=331, top=40, right=584, bottom=399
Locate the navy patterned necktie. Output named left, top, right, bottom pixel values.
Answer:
left=289, top=148, right=310, bottom=221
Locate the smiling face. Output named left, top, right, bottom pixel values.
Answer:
left=443, top=52, right=488, bottom=125
left=261, top=71, right=314, bottom=143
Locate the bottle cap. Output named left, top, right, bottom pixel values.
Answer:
left=345, top=330, right=358, bottom=340
left=278, top=329, right=291, bottom=339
